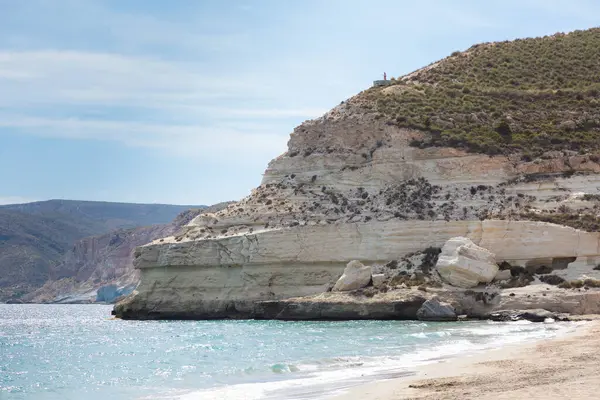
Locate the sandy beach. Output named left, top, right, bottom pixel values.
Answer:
left=335, top=319, right=600, bottom=400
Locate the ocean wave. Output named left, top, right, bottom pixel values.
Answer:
left=177, top=321, right=580, bottom=400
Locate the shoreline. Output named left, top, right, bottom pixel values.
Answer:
left=334, top=319, right=600, bottom=400
left=176, top=319, right=585, bottom=400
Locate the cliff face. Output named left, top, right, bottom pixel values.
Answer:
left=114, top=28, right=600, bottom=319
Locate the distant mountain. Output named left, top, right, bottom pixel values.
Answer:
left=0, top=200, right=204, bottom=302
left=23, top=202, right=232, bottom=304
left=0, top=199, right=200, bottom=231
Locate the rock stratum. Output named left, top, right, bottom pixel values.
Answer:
left=114, top=28, right=600, bottom=320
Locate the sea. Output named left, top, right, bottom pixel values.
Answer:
left=0, top=304, right=579, bottom=400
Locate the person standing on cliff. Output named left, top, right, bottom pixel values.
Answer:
left=383, top=72, right=387, bottom=80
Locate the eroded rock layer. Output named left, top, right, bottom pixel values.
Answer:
left=114, top=30, right=600, bottom=320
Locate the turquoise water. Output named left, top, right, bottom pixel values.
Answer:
left=0, top=304, right=576, bottom=400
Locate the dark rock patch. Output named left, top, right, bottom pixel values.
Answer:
left=498, top=261, right=512, bottom=270
left=487, top=309, right=570, bottom=322
left=539, top=274, right=566, bottom=286
left=252, top=296, right=427, bottom=320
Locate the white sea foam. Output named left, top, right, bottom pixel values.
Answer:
left=177, top=321, right=580, bottom=400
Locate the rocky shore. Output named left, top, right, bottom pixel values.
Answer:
left=113, top=225, right=600, bottom=321
left=334, top=320, right=600, bottom=400
left=113, top=28, right=600, bottom=322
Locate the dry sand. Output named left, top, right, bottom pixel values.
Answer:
left=335, top=320, right=600, bottom=400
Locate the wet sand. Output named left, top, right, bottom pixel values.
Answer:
left=335, top=320, right=600, bottom=400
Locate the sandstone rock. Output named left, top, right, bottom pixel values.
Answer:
left=115, top=220, right=600, bottom=320
left=372, top=273, right=386, bottom=288
left=494, top=269, right=512, bottom=282
left=416, top=298, right=457, bottom=321
left=332, top=260, right=372, bottom=292
left=111, top=67, right=600, bottom=320
left=436, top=237, right=498, bottom=288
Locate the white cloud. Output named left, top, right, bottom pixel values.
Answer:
left=0, top=51, right=251, bottom=106
left=0, top=50, right=341, bottom=110
left=0, top=114, right=289, bottom=160
left=0, top=50, right=326, bottom=159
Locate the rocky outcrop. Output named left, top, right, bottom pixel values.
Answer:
left=246, top=286, right=600, bottom=321
left=332, top=260, right=372, bottom=292
left=114, top=218, right=600, bottom=319
left=416, top=298, right=457, bottom=321
left=253, top=292, right=427, bottom=320
left=436, top=237, right=498, bottom=288
left=487, top=309, right=570, bottom=323
left=113, top=32, right=600, bottom=320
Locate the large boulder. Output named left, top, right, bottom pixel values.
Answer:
left=332, top=260, right=372, bottom=291
left=416, top=298, right=457, bottom=321
left=436, top=237, right=498, bottom=288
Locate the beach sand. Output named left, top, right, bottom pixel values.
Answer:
left=335, top=320, right=600, bottom=400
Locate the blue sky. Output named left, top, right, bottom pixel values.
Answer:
left=0, top=0, right=598, bottom=205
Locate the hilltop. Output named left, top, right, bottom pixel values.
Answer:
left=355, top=28, right=600, bottom=158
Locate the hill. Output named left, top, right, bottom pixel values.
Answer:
left=0, top=199, right=200, bottom=231
left=0, top=200, right=204, bottom=301
left=357, top=28, right=600, bottom=158
left=112, top=27, right=600, bottom=320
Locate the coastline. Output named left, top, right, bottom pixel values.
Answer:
left=334, top=319, right=600, bottom=400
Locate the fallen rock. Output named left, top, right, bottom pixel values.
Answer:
left=332, top=260, right=372, bottom=292
left=416, top=298, right=457, bottom=321
left=487, top=309, right=570, bottom=322
left=436, top=237, right=498, bottom=288
left=372, top=274, right=386, bottom=288
left=539, top=274, right=566, bottom=286
left=494, top=269, right=512, bottom=282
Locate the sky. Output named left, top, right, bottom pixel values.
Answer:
left=0, top=0, right=598, bottom=206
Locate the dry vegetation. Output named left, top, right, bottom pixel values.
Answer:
left=362, top=28, right=600, bottom=157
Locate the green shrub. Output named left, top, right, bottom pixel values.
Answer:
left=361, top=28, right=600, bottom=157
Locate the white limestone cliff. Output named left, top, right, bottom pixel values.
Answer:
left=113, top=97, right=600, bottom=320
